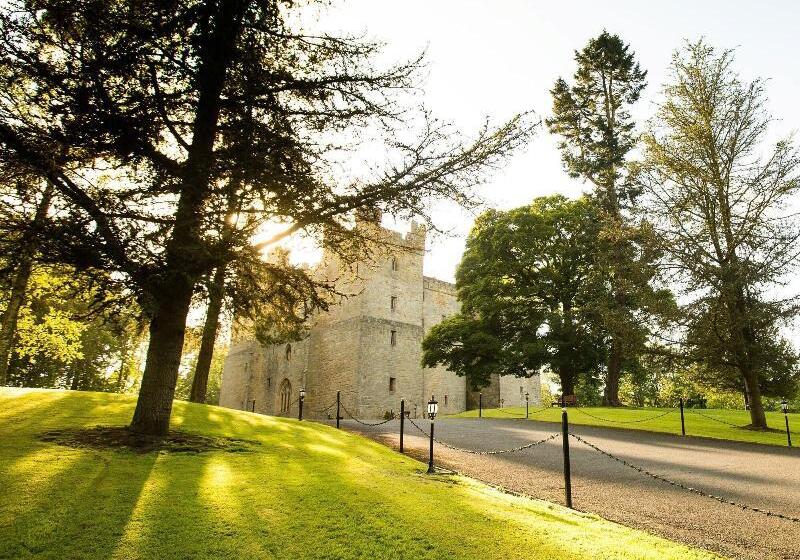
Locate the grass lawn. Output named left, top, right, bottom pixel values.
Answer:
left=452, top=404, right=799, bottom=447
left=0, top=389, right=722, bottom=560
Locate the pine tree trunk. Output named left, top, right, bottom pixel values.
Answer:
left=732, top=289, right=768, bottom=429
left=116, top=351, right=130, bottom=392
left=0, top=182, right=53, bottom=385
left=190, top=264, right=225, bottom=403
left=130, top=278, right=194, bottom=435
left=127, top=0, right=245, bottom=435
left=0, top=256, right=34, bottom=385
left=742, top=364, right=767, bottom=429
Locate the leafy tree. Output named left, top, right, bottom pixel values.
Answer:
left=685, top=296, right=799, bottom=404
left=641, top=40, right=800, bottom=429
left=0, top=181, right=52, bottom=384
left=546, top=31, right=671, bottom=405
left=0, top=1, right=534, bottom=434
left=422, top=195, right=606, bottom=395
left=3, top=265, right=143, bottom=391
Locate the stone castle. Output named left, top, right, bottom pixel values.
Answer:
left=219, top=214, right=541, bottom=419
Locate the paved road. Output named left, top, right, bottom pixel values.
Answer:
left=335, top=417, right=800, bottom=560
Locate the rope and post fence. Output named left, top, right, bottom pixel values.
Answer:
left=322, top=389, right=798, bottom=524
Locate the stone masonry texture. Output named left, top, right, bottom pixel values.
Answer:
left=219, top=218, right=541, bottom=419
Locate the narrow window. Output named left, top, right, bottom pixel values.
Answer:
left=389, top=377, right=396, bottom=392
left=285, top=344, right=292, bottom=361
left=444, top=395, right=448, bottom=406
left=391, top=256, right=398, bottom=271
left=520, top=386, right=523, bottom=395
left=390, top=296, right=397, bottom=311
left=267, top=377, right=271, bottom=389
left=390, top=330, right=397, bottom=346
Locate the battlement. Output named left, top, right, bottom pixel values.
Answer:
left=423, top=276, right=456, bottom=296
left=352, top=215, right=427, bottom=252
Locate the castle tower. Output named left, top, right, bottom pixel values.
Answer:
left=219, top=218, right=540, bottom=419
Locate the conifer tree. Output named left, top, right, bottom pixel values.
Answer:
left=547, top=31, right=670, bottom=405
left=641, top=41, right=800, bottom=429
left=0, top=1, right=534, bottom=434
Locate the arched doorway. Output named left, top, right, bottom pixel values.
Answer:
left=279, top=379, right=292, bottom=413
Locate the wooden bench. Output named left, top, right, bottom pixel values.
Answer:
left=552, top=394, right=578, bottom=407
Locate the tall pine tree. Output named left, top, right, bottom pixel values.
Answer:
left=547, top=31, right=671, bottom=405
left=0, top=0, right=533, bottom=434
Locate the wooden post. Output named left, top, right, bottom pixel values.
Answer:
left=561, top=407, right=572, bottom=508
left=336, top=391, right=341, bottom=429
left=400, top=399, right=405, bottom=453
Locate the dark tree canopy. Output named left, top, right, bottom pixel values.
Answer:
left=546, top=31, right=646, bottom=211
left=422, top=195, right=607, bottom=395
left=0, top=0, right=534, bottom=433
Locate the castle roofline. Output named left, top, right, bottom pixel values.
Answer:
left=423, top=276, right=456, bottom=295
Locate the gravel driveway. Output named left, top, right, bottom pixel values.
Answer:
left=334, top=417, right=800, bottom=560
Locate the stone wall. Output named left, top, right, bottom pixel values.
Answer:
left=219, top=219, right=506, bottom=420
left=421, top=277, right=465, bottom=417
left=498, top=374, right=542, bottom=408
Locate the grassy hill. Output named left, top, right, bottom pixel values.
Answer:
left=452, top=405, right=798, bottom=447
left=0, top=388, right=720, bottom=560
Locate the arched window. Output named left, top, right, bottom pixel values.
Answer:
left=279, top=379, right=292, bottom=413
left=285, top=344, right=292, bottom=361
left=391, top=256, right=398, bottom=271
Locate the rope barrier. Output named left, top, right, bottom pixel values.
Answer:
left=407, top=417, right=560, bottom=455
left=493, top=406, right=551, bottom=418
left=571, top=407, right=675, bottom=424
left=684, top=408, right=743, bottom=427
left=274, top=397, right=301, bottom=417
left=311, top=400, right=338, bottom=415
left=338, top=402, right=397, bottom=426
left=568, top=432, right=800, bottom=524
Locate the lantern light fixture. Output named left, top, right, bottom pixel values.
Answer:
left=427, top=395, right=439, bottom=420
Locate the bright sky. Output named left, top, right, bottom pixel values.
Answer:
left=306, top=0, right=800, bottom=283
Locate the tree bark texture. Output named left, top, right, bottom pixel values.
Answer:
left=190, top=263, right=226, bottom=403
left=129, top=0, right=245, bottom=435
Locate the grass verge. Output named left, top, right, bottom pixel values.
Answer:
left=452, top=404, right=798, bottom=447
left=0, top=388, right=721, bottom=560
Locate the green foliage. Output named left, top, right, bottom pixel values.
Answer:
left=547, top=32, right=676, bottom=406
left=546, top=31, right=646, bottom=205
left=2, top=265, right=143, bottom=391
left=0, top=388, right=721, bottom=559
left=641, top=40, right=800, bottom=425
left=685, top=297, right=800, bottom=400
left=422, top=195, right=607, bottom=393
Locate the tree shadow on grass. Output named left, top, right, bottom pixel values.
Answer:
left=0, top=445, right=158, bottom=560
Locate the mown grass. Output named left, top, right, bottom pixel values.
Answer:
left=452, top=404, right=798, bottom=446
left=0, top=388, right=722, bottom=560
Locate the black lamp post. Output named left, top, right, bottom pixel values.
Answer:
left=426, top=395, right=439, bottom=474
left=525, top=391, right=530, bottom=419
left=298, top=388, right=305, bottom=421
left=782, top=399, right=792, bottom=448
